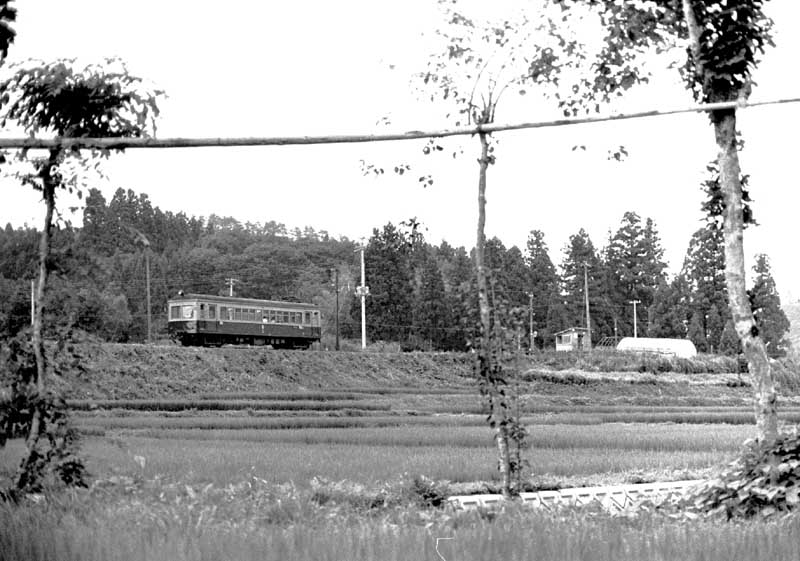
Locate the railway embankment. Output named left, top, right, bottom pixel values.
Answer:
left=52, top=342, right=787, bottom=406
left=64, top=343, right=475, bottom=399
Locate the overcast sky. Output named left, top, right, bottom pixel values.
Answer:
left=1, top=1, right=798, bottom=300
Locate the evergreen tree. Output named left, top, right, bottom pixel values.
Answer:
left=560, top=229, right=611, bottom=342
left=719, top=319, right=741, bottom=356
left=682, top=225, right=727, bottom=334
left=412, top=251, right=449, bottom=350
left=524, top=230, right=560, bottom=348
left=647, top=275, right=691, bottom=339
left=749, top=254, right=790, bottom=358
left=355, top=223, right=413, bottom=343
left=706, top=303, right=724, bottom=353
left=605, top=212, right=667, bottom=338
left=436, top=243, right=474, bottom=351
left=687, top=311, right=708, bottom=353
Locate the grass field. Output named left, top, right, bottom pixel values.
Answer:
left=4, top=344, right=800, bottom=561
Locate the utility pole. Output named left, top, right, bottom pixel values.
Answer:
left=527, top=291, right=534, bottom=352
left=354, top=244, right=369, bottom=350
left=125, top=225, right=152, bottom=344
left=30, top=279, right=35, bottom=326
left=334, top=268, right=340, bottom=351
left=145, top=247, right=151, bottom=344
left=225, top=277, right=239, bottom=297
left=629, top=300, right=641, bottom=338
left=583, top=263, right=592, bottom=350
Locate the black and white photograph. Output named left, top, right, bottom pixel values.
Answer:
left=1, top=1, right=800, bottom=559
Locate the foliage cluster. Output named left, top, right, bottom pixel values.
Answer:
left=0, top=332, right=87, bottom=497
left=689, top=429, right=800, bottom=519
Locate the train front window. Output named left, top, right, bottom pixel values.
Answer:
left=170, top=306, right=180, bottom=320
left=181, top=305, right=195, bottom=319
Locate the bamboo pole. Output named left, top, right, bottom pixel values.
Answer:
left=0, top=97, right=797, bottom=150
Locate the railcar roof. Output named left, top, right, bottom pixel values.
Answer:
left=168, top=293, right=319, bottom=309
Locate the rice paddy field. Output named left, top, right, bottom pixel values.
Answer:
left=3, top=345, right=800, bottom=560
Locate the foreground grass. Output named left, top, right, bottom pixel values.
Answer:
left=2, top=482, right=800, bottom=561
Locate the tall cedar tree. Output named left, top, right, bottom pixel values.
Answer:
left=605, top=212, right=667, bottom=338
left=749, top=254, right=790, bottom=358
left=648, top=274, right=691, bottom=339
left=356, top=223, right=413, bottom=343
left=525, top=230, right=560, bottom=348
left=412, top=251, right=449, bottom=350
left=560, top=229, right=608, bottom=342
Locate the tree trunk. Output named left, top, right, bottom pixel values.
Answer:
left=475, top=131, right=512, bottom=497
left=682, top=0, right=778, bottom=443
left=16, top=148, right=59, bottom=489
left=714, top=111, right=778, bottom=443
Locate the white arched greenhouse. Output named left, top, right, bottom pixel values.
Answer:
left=615, top=337, right=698, bottom=359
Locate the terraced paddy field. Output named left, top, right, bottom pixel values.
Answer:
left=3, top=344, right=800, bottom=561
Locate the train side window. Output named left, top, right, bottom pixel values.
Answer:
left=256, top=309, right=263, bottom=322
left=304, top=312, right=310, bottom=324
left=228, top=308, right=235, bottom=321
left=199, top=303, right=205, bottom=319
left=234, top=308, right=242, bottom=321
left=282, top=312, right=289, bottom=323
left=170, top=306, right=180, bottom=320
left=208, top=304, right=216, bottom=320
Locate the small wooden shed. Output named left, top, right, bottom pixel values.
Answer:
left=555, top=327, right=590, bottom=352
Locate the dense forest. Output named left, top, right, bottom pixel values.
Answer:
left=0, top=180, right=791, bottom=356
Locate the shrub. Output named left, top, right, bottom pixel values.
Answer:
left=688, top=429, right=800, bottom=519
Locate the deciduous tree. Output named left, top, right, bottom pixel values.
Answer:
left=0, top=58, right=162, bottom=492
left=556, top=0, right=779, bottom=441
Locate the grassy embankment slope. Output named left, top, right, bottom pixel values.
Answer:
left=61, top=342, right=765, bottom=407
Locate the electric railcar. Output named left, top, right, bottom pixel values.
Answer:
left=167, top=293, right=321, bottom=349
